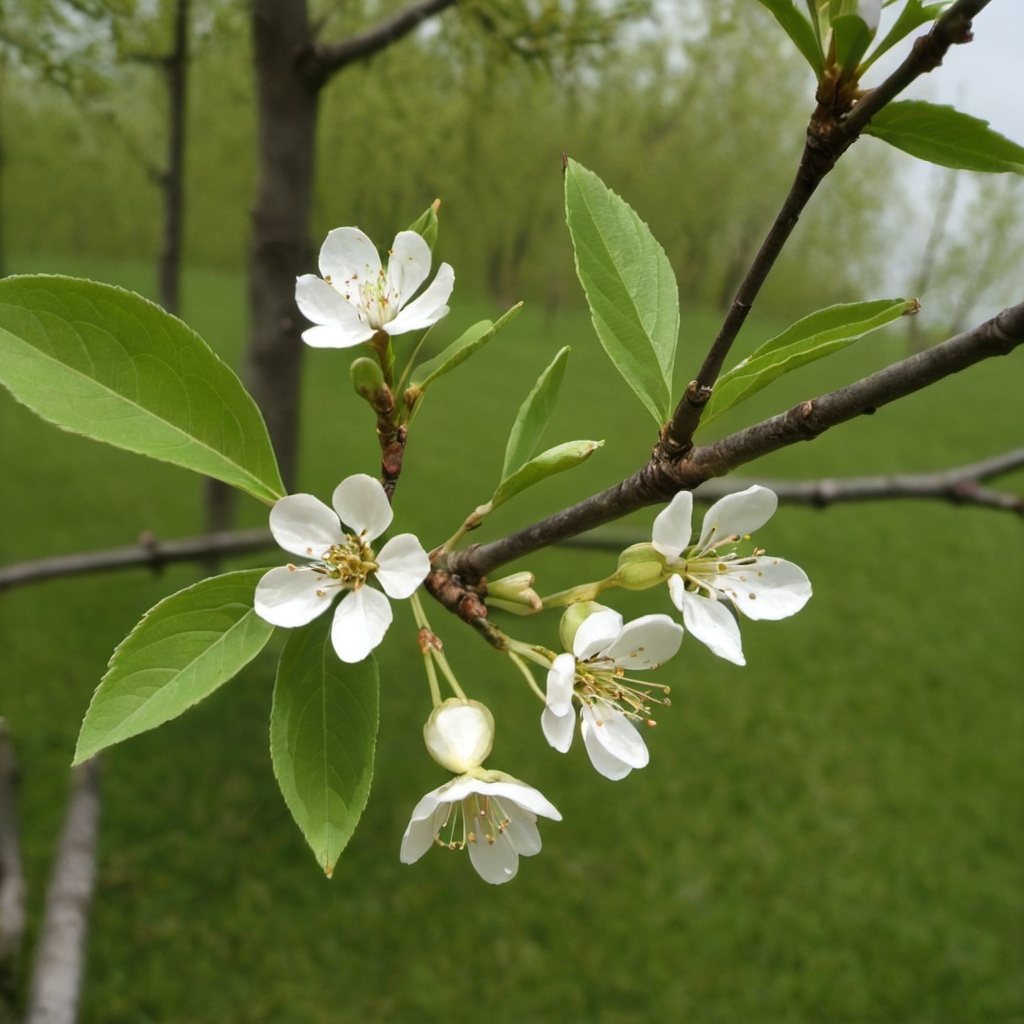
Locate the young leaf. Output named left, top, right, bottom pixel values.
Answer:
left=270, top=614, right=379, bottom=877
left=755, top=0, right=824, bottom=73
left=861, top=0, right=946, bottom=72
left=565, top=160, right=678, bottom=424
left=701, top=298, right=913, bottom=427
left=74, top=569, right=275, bottom=764
left=864, top=102, right=1024, bottom=175
left=501, top=346, right=570, bottom=480
left=0, top=276, right=286, bottom=503
left=407, top=200, right=440, bottom=251
left=832, top=12, right=875, bottom=71
left=491, top=439, right=603, bottom=509
left=409, top=303, right=522, bottom=392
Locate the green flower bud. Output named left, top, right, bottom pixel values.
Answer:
left=350, top=357, right=385, bottom=402
left=423, top=699, right=495, bottom=774
left=559, top=601, right=609, bottom=653
left=486, top=572, right=542, bottom=615
left=612, top=542, right=666, bottom=591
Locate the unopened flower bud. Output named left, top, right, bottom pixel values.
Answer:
left=558, top=601, right=608, bottom=652
left=612, top=542, right=666, bottom=590
left=486, top=572, right=542, bottom=615
left=350, top=356, right=385, bottom=403
left=424, top=699, right=495, bottom=774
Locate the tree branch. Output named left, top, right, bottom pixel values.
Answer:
left=0, top=529, right=275, bottom=594
left=658, top=0, right=994, bottom=458
left=306, top=0, right=458, bottom=84
left=442, top=300, right=1023, bottom=583
left=25, top=759, right=101, bottom=1024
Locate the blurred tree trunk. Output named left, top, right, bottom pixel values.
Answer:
left=157, top=0, right=190, bottom=315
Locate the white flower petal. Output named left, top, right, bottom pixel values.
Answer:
left=424, top=700, right=494, bottom=775
left=331, top=474, right=393, bottom=540
left=330, top=586, right=392, bottom=663
left=667, top=573, right=688, bottom=613
left=480, top=778, right=561, bottom=821
left=678, top=587, right=746, bottom=666
left=383, top=262, right=454, bottom=335
left=581, top=702, right=649, bottom=773
left=467, top=825, right=519, bottom=884
left=318, top=226, right=382, bottom=287
left=711, top=556, right=812, bottom=621
left=652, top=491, right=693, bottom=560
left=503, top=801, right=543, bottom=857
left=294, top=274, right=363, bottom=328
left=300, top=323, right=376, bottom=349
left=386, top=230, right=432, bottom=307
left=545, top=653, right=576, bottom=717
left=856, top=0, right=882, bottom=32
left=696, top=485, right=777, bottom=553
left=572, top=608, right=624, bottom=662
left=253, top=566, right=336, bottom=627
left=375, top=534, right=430, bottom=599
left=579, top=710, right=634, bottom=781
left=268, top=493, right=343, bottom=558
left=542, top=705, right=575, bottom=753
left=399, top=794, right=449, bottom=864
left=602, top=614, right=683, bottom=670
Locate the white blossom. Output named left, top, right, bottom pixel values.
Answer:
left=542, top=608, right=682, bottom=780
left=253, top=474, right=429, bottom=663
left=400, top=769, right=561, bottom=885
left=295, top=227, right=454, bottom=349
left=652, top=485, right=811, bottom=667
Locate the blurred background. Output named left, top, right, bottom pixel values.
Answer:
left=1, top=1, right=1021, bottom=1021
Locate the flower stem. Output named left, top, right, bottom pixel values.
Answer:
left=507, top=650, right=547, bottom=703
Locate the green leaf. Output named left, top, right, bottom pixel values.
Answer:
left=864, top=101, right=1024, bottom=174
left=861, top=1, right=947, bottom=71
left=501, top=346, right=570, bottom=480
left=491, top=439, right=603, bottom=509
left=564, top=160, right=678, bottom=424
left=832, top=12, right=874, bottom=71
left=74, top=570, right=275, bottom=764
left=0, top=276, right=286, bottom=503
left=407, top=201, right=440, bottom=251
left=270, top=614, right=379, bottom=877
left=756, top=0, right=824, bottom=72
left=701, top=298, right=913, bottom=427
left=409, top=303, right=522, bottom=391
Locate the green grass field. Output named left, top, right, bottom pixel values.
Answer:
left=1, top=259, right=1021, bottom=1023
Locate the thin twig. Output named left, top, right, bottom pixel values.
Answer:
left=0, top=528, right=275, bottom=594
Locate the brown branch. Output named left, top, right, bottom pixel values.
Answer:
left=0, top=719, right=26, bottom=1001
left=25, top=758, right=101, bottom=1024
left=443, top=300, right=1024, bottom=582
left=658, top=0, right=994, bottom=458
left=0, top=528, right=275, bottom=595
left=306, top=0, right=458, bottom=84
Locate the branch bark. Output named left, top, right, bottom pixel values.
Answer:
left=443, top=300, right=1024, bottom=582
left=25, top=759, right=101, bottom=1024
left=658, top=0, right=994, bottom=457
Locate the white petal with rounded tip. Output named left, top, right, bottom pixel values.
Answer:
left=268, top=493, right=343, bottom=558
left=603, top=614, right=683, bottom=670
left=542, top=704, right=575, bottom=753
left=330, top=586, right=392, bottom=663
left=652, top=491, right=693, bottom=560
left=581, top=702, right=649, bottom=774
left=318, top=226, right=381, bottom=286
left=253, top=566, right=335, bottom=627
left=467, top=825, right=519, bottom=884
left=332, top=474, right=393, bottom=539
left=478, top=780, right=562, bottom=821
left=400, top=794, right=449, bottom=864
left=375, top=534, right=430, bottom=598
left=384, top=262, right=454, bottom=335
left=710, top=557, right=812, bottom=621
left=386, top=231, right=432, bottom=305
left=301, top=323, right=376, bottom=349
left=504, top=801, right=543, bottom=856
left=572, top=608, right=623, bottom=662
left=677, top=586, right=745, bottom=665
left=295, top=274, right=364, bottom=326
left=545, top=653, right=576, bottom=717
left=696, top=485, right=777, bottom=553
